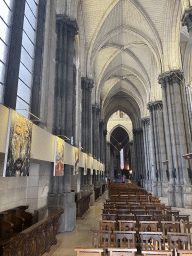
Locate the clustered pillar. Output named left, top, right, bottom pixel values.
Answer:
left=141, top=117, right=152, bottom=192
left=81, top=77, right=94, bottom=154
left=159, top=70, right=192, bottom=207
left=133, top=128, right=145, bottom=187
left=49, top=15, right=78, bottom=232
left=147, top=101, right=168, bottom=197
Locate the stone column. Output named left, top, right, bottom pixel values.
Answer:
left=159, top=70, right=192, bottom=208
left=103, top=129, right=107, bottom=171
left=92, top=105, right=97, bottom=158
left=147, top=101, right=168, bottom=197
left=96, top=106, right=100, bottom=160
left=141, top=117, right=150, bottom=191
left=133, top=128, right=145, bottom=187
left=81, top=77, right=94, bottom=154
left=51, top=15, right=77, bottom=231
left=99, top=119, right=104, bottom=163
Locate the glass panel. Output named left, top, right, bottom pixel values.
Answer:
left=20, top=47, right=33, bottom=72
left=0, top=1, right=10, bottom=24
left=25, top=4, right=36, bottom=27
left=22, top=32, right=34, bottom=57
left=23, top=16, right=36, bottom=43
left=0, top=40, right=6, bottom=62
left=0, top=61, right=5, bottom=83
left=17, top=79, right=31, bottom=103
left=4, top=0, right=13, bottom=8
left=0, top=18, right=8, bottom=43
left=27, top=0, right=38, bottom=17
left=19, top=63, right=32, bottom=87
left=16, top=97, right=29, bottom=118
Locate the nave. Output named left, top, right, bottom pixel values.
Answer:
left=44, top=185, right=192, bottom=256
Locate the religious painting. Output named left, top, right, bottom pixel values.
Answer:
left=74, top=147, right=79, bottom=175
left=4, top=110, right=33, bottom=177
left=54, top=136, right=64, bottom=176
left=84, top=153, right=88, bottom=175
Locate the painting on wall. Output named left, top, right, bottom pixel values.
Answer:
left=3, top=110, right=33, bottom=177
left=54, top=136, right=65, bottom=176
left=84, top=153, right=88, bottom=175
left=74, top=147, right=79, bottom=175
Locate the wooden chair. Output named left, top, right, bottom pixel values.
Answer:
left=91, top=230, right=112, bottom=252
left=175, top=215, right=190, bottom=223
left=118, top=220, right=136, bottom=231
left=168, top=232, right=191, bottom=251
left=117, top=209, right=131, bottom=215
left=136, top=215, right=153, bottom=222
left=114, top=231, right=136, bottom=248
left=183, top=222, right=192, bottom=244
left=148, top=210, right=163, bottom=217
left=139, top=232, right=163, bottom=250
left=161, top=221, right=181, bottom=249
left=118, top=214, right=135, bottom=221
left=99, top=220, right=116, bottom=231
left=108, top=248, right=137, bottom=256
left=102, top=214, right=116, bottom=221
left=139, top=221, right=158, bottom=232
left=166, top=210, right=180, bottom=221
left=132, top=209, right=146, bottom=216
left=75, top=247, right=104, bottom=256
left=102, top=209, right=116, bottom=215
left=177, top=249, right=192, bottom=256
left=141, top=250, right=172, bottom=256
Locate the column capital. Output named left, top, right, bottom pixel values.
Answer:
left=182, top=7, right=192, bottom=32
left=133, top=128, right=143, bottom=134
left=147, top=101, right=163, bottom=112
left=56, top=15, right=78, bottom=35
left=158, top=70, right=184, bottom=87
left=81, top=77, right=94, bottom=91
left=141, top=117, right=150, bottom=125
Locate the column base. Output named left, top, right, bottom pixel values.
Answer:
left=168, top=184, right=176, bottom=207
left=48, top=192, right=76, bottom=232
left=157, top=181, right=163, bottom=197
left=183, top=184, right=192, bottom=208
left=152, top=181, right=158, bottom=196
left=161, top=181, right=168, bottom=197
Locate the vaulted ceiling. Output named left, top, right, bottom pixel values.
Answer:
left=69, top=0, right=191, bottom=125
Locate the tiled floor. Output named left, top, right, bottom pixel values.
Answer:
left=44, top=191, right=192, bottom=256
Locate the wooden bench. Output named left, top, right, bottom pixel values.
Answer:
left=2, top=208, right=64, bottom=255
left=114, top=231, right=136, bottom=248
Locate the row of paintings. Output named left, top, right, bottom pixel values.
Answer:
left=3, top=110, right=103, bottom=177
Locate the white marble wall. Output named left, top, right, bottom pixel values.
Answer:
left=0, top=157, right=51, bottom=213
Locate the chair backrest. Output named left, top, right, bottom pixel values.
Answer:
left=168, top=232, right=191, bottom=250
left=99, top=220, right=116, bottom=231
left=117, top=209, right=131, bottom=215
left=91, top=230, right=112, bottom=250
left=136, top=215, right=152, bottom=222
left=118, top=220, right=137, bottom=231
left=161, top=221, right=181, bottom=235
left=102, top=209, right=116, bottom=215
left=118, top=214, right=135, bottom=221
left=148, top=210, right=163, bottom=216
left=141, top=250, right=172, bottom=256
left=139, top=231, right=162, bottom=250
left=75, top=248, right=104, bottom=256
left=175, top=215, right=190, bottom=223
left=114, top=231, right=136, bottom=248
left=139, top=221, right=158, bottom=232
left=132, top=209, right=146, bottom=215
left=108, top=248, right=137, bottom=256
left=102, top=214, right=116, bottom=220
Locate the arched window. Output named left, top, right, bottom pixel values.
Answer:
left=16, top=0, right=39, bottom=117
left=0, top=0, right=13, bottom=103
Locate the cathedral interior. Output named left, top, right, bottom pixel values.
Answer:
left=1, top=0, right=192, bottom=254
